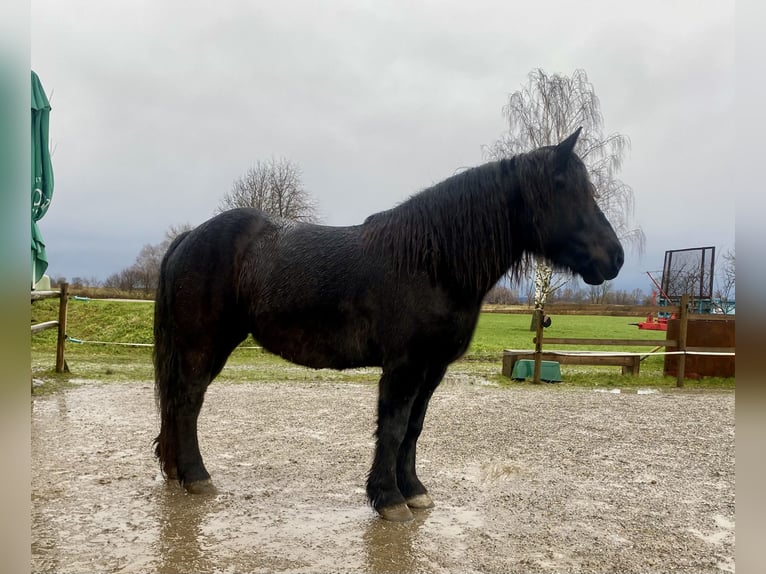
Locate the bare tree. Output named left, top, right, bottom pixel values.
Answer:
left=663, top=259, right=703, bottom=302
left=133, top=243, right=165, bottom=296
left=104, top=223, right=194, bottom=295
left=522, top=275, right=536, bottom=307
left=483, top=285, right=520, bottom=305
left=588, top=282, right=611, bottom=304
left=630, top=288, right=647, bottom=305
left=217, top=157, right=318, bottom=222
left=103, top=267, right=143, bottom=294
left=163, top=223, right=194, bottom=245
left=713, top=249, right=735, bottom=314
left=486, top=69, right=645, bottom=321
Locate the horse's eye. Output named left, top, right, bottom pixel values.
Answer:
left=553, top=174, right=568, bottom=190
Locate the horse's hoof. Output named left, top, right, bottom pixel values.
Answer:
left=378, top=503, right=414, bottom=522
left=184, top=478, right=217, bottom=495
left=406, top=493, right=434, bottom=509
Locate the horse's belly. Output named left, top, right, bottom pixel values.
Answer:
left=252, top=314, right=381, bottom=370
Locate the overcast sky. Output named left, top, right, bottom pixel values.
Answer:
left=31, top=0, right=735, bottom=294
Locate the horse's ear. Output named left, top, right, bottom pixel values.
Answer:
left=554, top=127, right=582, bottom=166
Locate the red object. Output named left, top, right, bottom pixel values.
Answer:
left=636, top=283, right=674, bottom=331
left=637, top=315, right=668, bottom=331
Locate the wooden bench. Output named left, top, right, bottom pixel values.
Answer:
left=502, top=349, right=642, bottom=377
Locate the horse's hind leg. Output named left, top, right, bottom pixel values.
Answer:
left=156, top=340, right=237, bottom=494
left=174, top=372, right=215, bottom=493
left=396, top=365, right=447, bottom=510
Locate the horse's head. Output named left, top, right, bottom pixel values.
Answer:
left=521, top=128, right=624, bottom=285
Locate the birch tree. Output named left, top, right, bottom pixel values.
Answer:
left=486, top=69, right=644, bottom=323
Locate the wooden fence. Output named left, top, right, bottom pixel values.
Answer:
left=502, top=294, right=735, bottom=387
left=31, top=282, right=69, bottom=373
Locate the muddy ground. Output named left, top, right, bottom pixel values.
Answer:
left=31, top=374, right=734, bottom=573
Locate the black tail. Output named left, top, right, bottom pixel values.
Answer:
left=153, top=232, right=191, bottom=480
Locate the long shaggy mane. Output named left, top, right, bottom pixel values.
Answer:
left=361, top=148, right=572, bottom=293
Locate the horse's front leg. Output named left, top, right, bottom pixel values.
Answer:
left=396, top=364, right=447, bottom=510
left=367, top=364, right=424, bottom=521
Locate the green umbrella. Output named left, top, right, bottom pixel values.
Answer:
left=31, top=70, right=54, bottom=287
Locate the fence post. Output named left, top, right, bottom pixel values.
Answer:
left=533, top=308, right=544, bottom=384
left=676, top=293, right=689, bottom=387
left=56, top=282, right=69, bottom=373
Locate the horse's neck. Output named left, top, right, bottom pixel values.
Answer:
left=413, top=163, right=520, bottom=295
left=362, top=159, right=529, bottom=297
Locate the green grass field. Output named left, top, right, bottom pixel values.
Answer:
left=31, top=298, right=734, bottom=392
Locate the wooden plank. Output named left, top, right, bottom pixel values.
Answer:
left=687, top=314, right=736, bottom=321
left=31, top=290, right=60, bottom=301
left=544, top=355, right=635, bottom=367
left=503, top=350, right=637, bottom=366
left=31, top=320, right=58, bottom=334
left=536, top=337, right=675, bottom=347
left=483, top=304, right=682, bottom=317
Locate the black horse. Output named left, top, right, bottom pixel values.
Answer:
left=153, top=128, right=623, bottom=521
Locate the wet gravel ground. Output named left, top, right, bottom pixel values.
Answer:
left=31, top=375, right=734, bottom=573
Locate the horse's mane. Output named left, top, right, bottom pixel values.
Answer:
left=362, top=149, right=564, bottom=294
